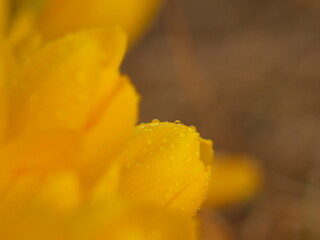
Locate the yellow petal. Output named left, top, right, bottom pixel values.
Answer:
left=101, top=203, right=198, bottom=240
left=0, top=0, right=8, bottom=35
left=7, top=28, right=129, bottom=138
left=0, top=195, right=198, bottom=240
left=34, top=171, right=82, bottom=213
left=82, top=75, right=139, bottom=183
left=38, top=0, right=163, bottom=44
left=72, top=197, right=199, bottom=240
left=7, top=7, right=43, bottom=61
left=0, top=44, right=8, bottom=143
left=205, top=154, right=263, bottom=207
left=119, top=121, right=213, bottom=217
left=0, top=131, right=81, bottom=199
left=2, top=170, right=82, bottom=215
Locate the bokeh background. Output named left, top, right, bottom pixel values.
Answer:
left=123, top=0, right=320, bottom=239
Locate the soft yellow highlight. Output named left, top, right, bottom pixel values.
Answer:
left=206, top=154, right=262, bottom=207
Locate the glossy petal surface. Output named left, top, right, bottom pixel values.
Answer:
left=119, top=121, right=213, bottom=217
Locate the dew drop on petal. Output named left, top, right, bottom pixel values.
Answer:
left=189, top=125, right=197, bottom=131
left=151, top=119, right=160, bottom=126
left=179, top=132, right=186, bottom=138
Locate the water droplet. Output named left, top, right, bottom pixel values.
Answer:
left=186, top=143, right=191, bottom=148
left=170, top=144, right=175, bottom=148
left=174, top=120, right=181, bottom=125
left=151, top=119, right=160, bottom=126
left=145, top=165, right=150, bottom=169
left=160, top=146, right=165, bottom=150
left=179, top=132, right=186, bottom=138
left=147, top=139, right=153, bottom=145
left=169, top=155, right=175, bottom=160
left=162, top=138, right=168, bottom=143
left=189, top=125, right=197, bottom=131
left=138, top=124, right=145, bottom=129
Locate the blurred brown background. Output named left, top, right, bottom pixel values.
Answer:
left=123, top=0, right=320, bottom=239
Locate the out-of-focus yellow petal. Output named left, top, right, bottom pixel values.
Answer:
left=7, top=28, right=130, bottom=137
left=74, top=199, right=198, bottom=240
left=9, top=28, right=126, bottom=136
left=34, top=171, right=82, bottom=213
left=101, top=203, right=198, bottom=240
left=205, top=154, right=262, bottom=207
left=0, top=192, right=198, bottom=240
left=0, top=44, right=8, bottom=143
left=7, top=28, right=139, bottom=185
left=0, top=131, right=81, bottom=199
left=119, top=121, right=213, bottom=217
left=83, top=75, right=139, bottom=183
left=0, top=0, right=8, bottom=35
left=38, top=0, right=163, bottom=44
left=7, top=7, right=43, bottom=61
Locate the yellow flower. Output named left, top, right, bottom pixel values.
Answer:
left=119, top=120, right=213, bottom=217
left=0, top=1, right=214, bottom=239
left=205, top=154, right=262, bottom=207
